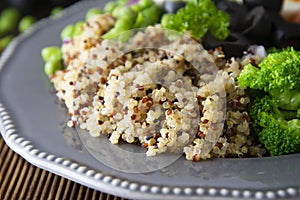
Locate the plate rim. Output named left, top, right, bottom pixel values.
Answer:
left=0, top=1, right=300, bottom=199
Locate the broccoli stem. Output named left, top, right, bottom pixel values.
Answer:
left=275, top=109, right=299, bottom=121
left=270, top=88, right=300, bottom=111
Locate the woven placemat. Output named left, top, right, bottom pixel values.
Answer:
left=0, top=136, right=127, bottom=200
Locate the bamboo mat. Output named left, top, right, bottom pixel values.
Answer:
left=0, top=135, right=127, bottom=200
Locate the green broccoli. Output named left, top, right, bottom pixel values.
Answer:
left=250, top=96, right=300, bottom=156
left=160, top=0, right=230, bottom=40
left=238, top=47, right=300, bottom=156
left=238, top=47, right=300, bottom=92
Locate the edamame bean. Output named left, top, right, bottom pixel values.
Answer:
left=18, top=15, right=36, bottom=33
left=44, top=60, right=63, bottom=76
left=138, top=0, right=153, bottom=9
left=86, top=8, right=103, bottom=20
left=133, top=12, right=144, bottom=27
left=102, top=17, right=133, bottom=39
left=41, top=46, right=62, bottom=62
left=51, top=7, right=63, bottom=17
left=0, top=8, right=20, bottom=34
left=142, top=4, right=162, bottom=24
left=116, top=7, right=137, bottom=21
left=0, top=35, right=13, bottom=50
left=61, top=24, right=74, bottom=40
left=112, top=6, right=123, bottom=18
left=135, top=4, right=162, bottom=27
left=118, top=0, right=129, bottom=5
left=104, top=1, right=118, bottom=13
left=73, top=21, right=84, bottom=37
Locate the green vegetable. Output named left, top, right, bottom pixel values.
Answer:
left=138, top=0, right=153, bottom=9
left=61, top=24, right=75, bottom=40
left=51, top=7, right=63, bottom=17
left=102, top=0, right=162, bottom=39
left=41, top=46, right=62, bottom=62
left=160, top=0, right=230, bottom=40
left=44, top=60, right=63, bottom=76
left=0, top=35, right=13, bottom=51
left=249, top=96, right=300, bottom=156
left=113, top=7, right=137, bottom=20
left=238, top=48, right=300, bottom=156
left=102, top=17, right=133, bottom=39
left=18, top=16, right=36, bottom=33
left=104, top=1, right=119, bottom=13
left=86, top=8, right=103, bottom=20
left=134, top=4, right=162, bottom=27
left=41, top=46, right=63, bottom=75
left=0, top=7, right=21, bottom=35
left=238, top=48, right=300, bottom=92
left=73, top=21, right=84, bottom=37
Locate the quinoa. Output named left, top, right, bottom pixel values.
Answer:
left=50, top=15, right=266, bottom=161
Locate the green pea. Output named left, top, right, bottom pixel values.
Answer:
left=61, top=24, right=74, bottom=40
left=41, top=46, right=62, bottom=62
left=104, top=1, right=118, bottom=13
left=44, top=60, right=63, bottom=76
left=0, top=35, right=13, bottom=50
left=86, top=8, right=103, bottom=20
left=18, top=15, right=36, bottom=33
left=73, top=21, right=84, bottom=37
left=0, top=7, right=20, bottom=34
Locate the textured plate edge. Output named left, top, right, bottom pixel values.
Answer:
left=0, top=1, right=299, bottom=200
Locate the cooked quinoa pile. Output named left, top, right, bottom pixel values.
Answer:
left=50, top=13, right=266, bottom=161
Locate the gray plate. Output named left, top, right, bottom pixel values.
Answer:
left=0, top=1, right=300, bottom=199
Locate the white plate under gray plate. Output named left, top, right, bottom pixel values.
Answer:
left=0, top=1, right=300, bottom=199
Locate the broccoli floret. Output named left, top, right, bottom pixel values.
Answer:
left=238, top=47, right=300, bottom=92
left=250, top=96, right=300, bottom=156
left=160, top=0, right=230, bottom=40
left=238, top=47, right=300, bottom=156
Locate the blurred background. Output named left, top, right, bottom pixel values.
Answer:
left=0, top=0, right=81, bottom=53
left=2, top=0, right=300, bottom=56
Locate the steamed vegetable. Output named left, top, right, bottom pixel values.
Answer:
left=161, top=0, right=230, bottom=40
left=41, top=46, right=63, bottom=75
left=18, top=15, right=36, bottom=33
left=102, top=0, right=163, bottom=39
left=249, top=96, right=300, bottom=156
left=0, top=7, right=20, bottom=35
left=238, top=48, right=300, bottom=156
